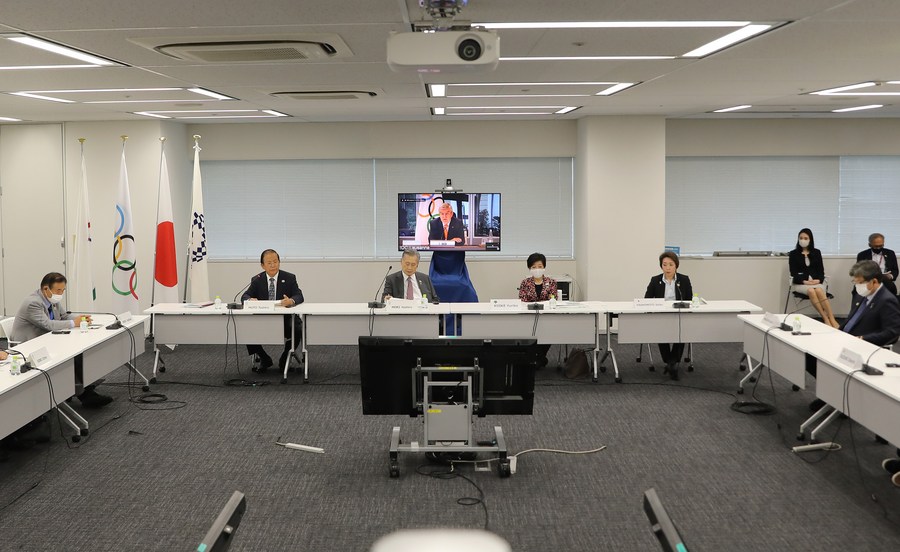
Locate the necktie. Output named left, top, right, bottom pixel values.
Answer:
left=843, top=297, right=868, bottom=333
left=443, top=225, right=448, bottom=240
left=48, top=306, right=54, bottom=320
left=406, top=277, right=413, bottom=300
left=268, top=277, right=276, bottom=300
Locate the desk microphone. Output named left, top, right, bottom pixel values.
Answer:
left=5, top=349, right=33, bottom=373
left=228, top=273, right=261, bottom=310
left=671, top=278, right=689, bottom=308
left=369, top=266, right=392, bottom=309
left=66, top=310, right=123, bottom=329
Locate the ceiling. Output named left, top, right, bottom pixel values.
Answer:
left=1, top=0, right=899, bottom=123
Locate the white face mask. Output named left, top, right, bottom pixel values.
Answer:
left=530, top=268, right=545, bottom=279
left=798, top=238, right=810, bottom=248
left=47, top=292, right=64, bottom=304
left=855, top=282, right=872, bottom=297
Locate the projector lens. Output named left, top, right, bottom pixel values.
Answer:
left=457, top=38, right=482, bottom=61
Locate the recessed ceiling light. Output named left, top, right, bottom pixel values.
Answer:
left=5, top=35, right=116, bottom=66
left=0, top=116, right=23, bottom=122
left=812, top=82, right=900, bottom=96
left=262, top=110, right=289, bottom=117
left=446, top=106, right=566, bottom=110
left=446, top=82, right=633, bottom=87
left=10, top=87, right=234, bottom=104
left=429, top=84, right=447, bottom=97
left=133, top=111, right=171, bottom=119
left=9, top=92, right=75, bottom=103
left=445, top=112, right=552, bottom=116
left=596, top=83, right=636, bottom=96
left=479, top=21, right=751, bottom=29
left=555, top=107, right=580, bottom=114
left=501, top=56, right=675, bottom=61
left=832, top=104, right=883, bottom=113
left=188, top=88, right=234, bottom=100
left=134, top=109, right=286, bottom=119
left=713, top=104, right=752, bottom=112
left=0, top=65, right=99, bottom=71
left=682, top=24, right=772, bottom=57
left=451, top=94, right=590, bottom=98
left=432, top=107, right=446, bottom=115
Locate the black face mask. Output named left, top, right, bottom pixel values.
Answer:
left=872, top=247, right=884, bottom=254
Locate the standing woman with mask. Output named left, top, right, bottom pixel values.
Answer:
left=789, top=228, right=839, bottom=328
left=519, top=252, right=558, bottom=302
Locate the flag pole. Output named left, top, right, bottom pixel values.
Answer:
left=182, top=135, right=201, bottom=303
left=151, top=137, right=166, bottom=308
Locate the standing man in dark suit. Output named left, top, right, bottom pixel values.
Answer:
left=840, top=260, right=900, bottom=346
left=382, top=248, right=440, bottom=303
left=856, top=233, right=898, bottom=295
left=428, top=203, right=465, bottom=245
left=241, top=249, right=304, bottom=372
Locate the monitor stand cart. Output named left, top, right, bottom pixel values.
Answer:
left=388, top=358, right=512, bottom=478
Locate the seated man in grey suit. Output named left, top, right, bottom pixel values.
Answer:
left=383, top=248, right=440, bottom=303
left=12, top=272, right=113, bottom=408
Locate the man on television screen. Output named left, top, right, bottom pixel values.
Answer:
left=428, top=203, right=465, bottom=245
left=383, top=249, right=440, bottom=303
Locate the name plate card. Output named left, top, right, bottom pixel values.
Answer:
left=490, top=299, right=524, bottom=311
left=387, top=298, right=419, bottom=310
left=837, top=348, right=863, bottom=371
left=763, top=312, right=781, bottom=327
left=118, top=311, right=133, bottom=323
left=244, top=300, right=277, bottom=312
left=29, top=347, right=52, bottom=369
left=633, top=298, right=665, bottom=307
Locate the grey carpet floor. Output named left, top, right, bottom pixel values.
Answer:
left=1, top=339, right=899, bottom=551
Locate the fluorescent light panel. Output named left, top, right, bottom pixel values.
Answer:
left=10, top=92, right=74, bottom=103
left=10, top=87, right=234, bottom=104
left=430, top=81, right=636, bottom=98
left=501, top=56, right=674, bottom=61
left=6, top=35, right=116, bottom=66
left=0, top=116, right=23, bottom=122
left=134, top=109, right=287, bottom=119
left=555, top=107, right=580, bottom=114
left=713, top=104, right=752, bottom=113
left=832, top=104, right=883, bottom=113
left=813, top=82, right=900, bottom=96
left=682, top=24, right=772, bottom=57
left=480, top=21, right=751, bottom=29
left=596, top=83, right=636, bottom=96
left=0, top=65, right=99, bottom=70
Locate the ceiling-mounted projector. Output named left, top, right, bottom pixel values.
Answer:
left=387, top=30, right=499, bottom=73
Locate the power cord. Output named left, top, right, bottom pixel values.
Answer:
left=415, top=463, right=490, bottom=530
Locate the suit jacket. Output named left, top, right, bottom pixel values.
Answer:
left=11, top=290, right=75, bottom=342
left=840, top=286, right=900, bottom=346
left=383, top=271, right=440, bottom=303
left=644, top=273, right=693, bottom=302
left=789, top=248, right=825, bottom=284
left=241, top=270, right=304, bottom=305
left=428, top=217, right=465, bottom=244
left=518, top=277, right=558, bottom=302
left=857, top=247, right=899, bottom=294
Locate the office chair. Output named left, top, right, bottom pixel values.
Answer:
left=638, top=343, right=694, bottom=372
left=783, top=275, right=833, bottom=314
left=0, top=317, right=18, bottom=348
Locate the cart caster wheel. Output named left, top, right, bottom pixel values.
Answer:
left=648, top=366, right=655, bottom=372
left=149, top=377, right=157, bottom=384
left=791, top=385, right=800, bottom=392
left=796, top=433, right=805, bottom=442
left=281, top=378, right=287, bottom=384
left=303, top=378, right=310, bottom=384
left=615, top=377, right=622, bottom=383
left=72, top=435, right=81, bottom=443
left=736, top=388, right=744, bottom=394
left=687, top=366, right=694, bottom=372
left=389, top=465, right=400, bottom=478
left=591, top=377, right=598, bottom=383
left=635, top=357, right=642, bottom=362
left=142, top=385, right=150, bottom=392
left=498, top=461, right=511, bottom=478
left=159, top=366, right=166, bottom=373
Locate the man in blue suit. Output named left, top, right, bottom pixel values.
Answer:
left=840, top=260, right=900, bottom=346
left=241, top=249, right=304, bottom=372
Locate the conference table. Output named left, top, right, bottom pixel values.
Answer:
left=588, top=300, right=763, bottom=382
left=740, top=313, right=900, bottom=445
left=0, top=315, right=148, bottom=441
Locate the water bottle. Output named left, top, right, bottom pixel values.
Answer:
left=10, top=355, right=21, bottom=376
left=691, top=293, right=700, bottom=308
left=79, top=316, right=89, bottom=332
left=420, top=294, right=428, bottom=307
left=792, top=316, right=802, bottom=333
left=548, top=293, right=557, bottom=310
left=214, top=295, right=222, bottom=310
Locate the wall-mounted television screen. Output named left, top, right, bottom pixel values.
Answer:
left=398, top=193, right=501, bottom=252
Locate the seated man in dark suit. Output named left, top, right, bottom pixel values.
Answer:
left=382, top=248, right=440, bottom=303
left=241, top=249, right=304, bottom=372
left=808, top=260, right=900, bottom=410
left=427, top=203, right=465, bottom=245
left=857, top=232, right=898, bottom=295
left=11, top=272, right=112, bottom=409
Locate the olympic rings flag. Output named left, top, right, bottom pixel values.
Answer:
left=187, top=135, right=210, bottom=302
left=111, top=137, right=139, bottom=315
